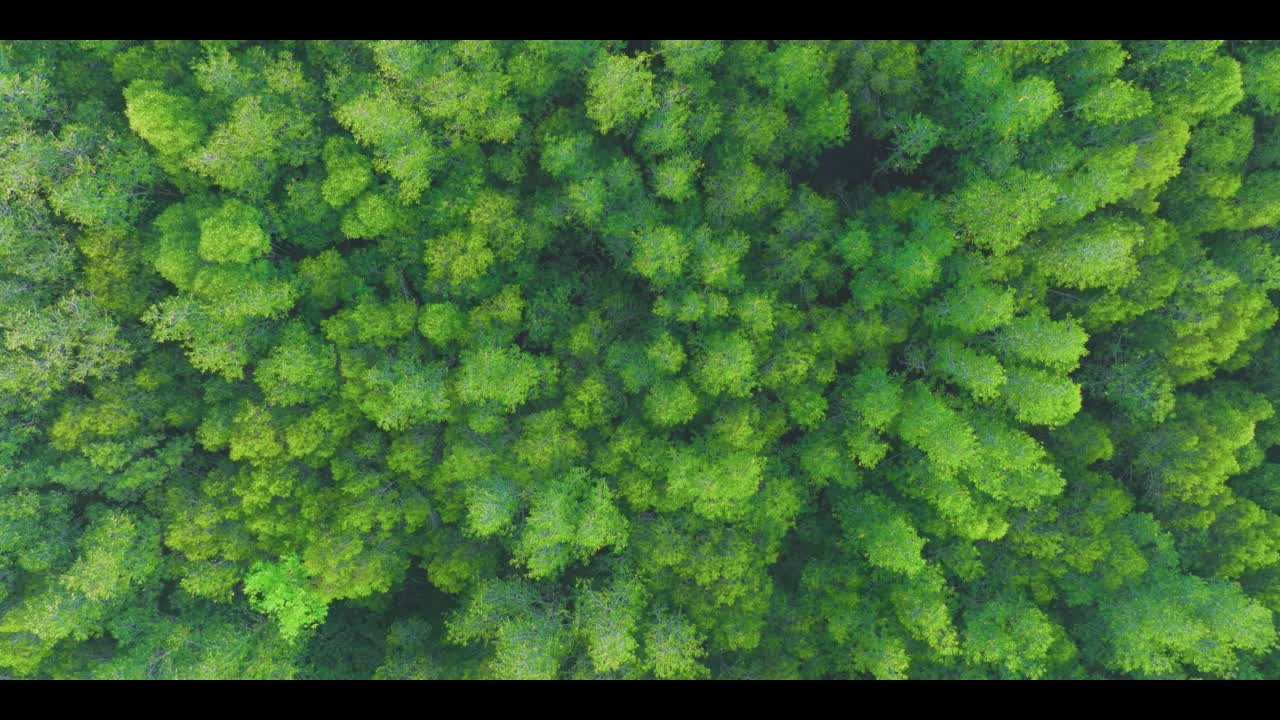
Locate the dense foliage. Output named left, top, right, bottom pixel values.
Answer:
left=3, top=39, right=1280, bottom=680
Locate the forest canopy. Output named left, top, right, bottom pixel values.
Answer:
left=3, top=39, right=1280, bottom=680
